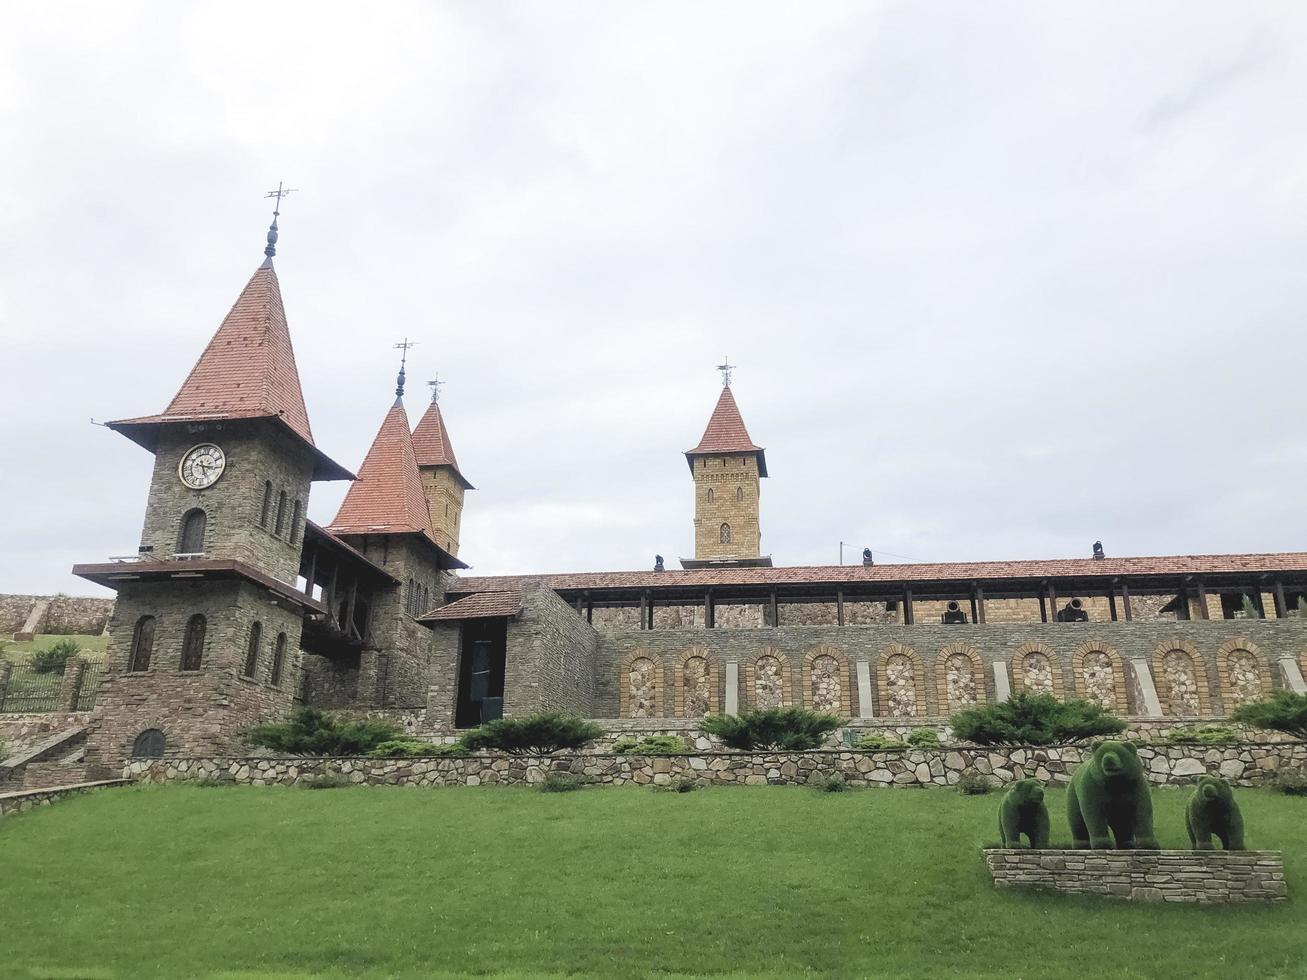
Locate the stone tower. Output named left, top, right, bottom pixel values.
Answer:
left=412, top=392, right=473, bottom=558
left=75, top=248, right=352, bottom=768
left=683, top=384, right=770, bottom=568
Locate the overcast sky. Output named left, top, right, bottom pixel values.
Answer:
left=2, top=2, right=1305, bottom=597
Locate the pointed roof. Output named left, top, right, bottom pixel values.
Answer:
left=107, top=258, right=351, bottom=480
left=328, top=399, right=437, bottom=540
left=685, top=386, right=768, bottom=476
left=412, top=400, right=474, bottom=489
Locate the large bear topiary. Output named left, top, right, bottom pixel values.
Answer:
left=1066, top=739, right=1158, bottom=850
left=998, top=778, right=1050, bottom=848
left=1186, top=775, right=1245, bottom=851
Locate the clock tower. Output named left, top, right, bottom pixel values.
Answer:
left=76, top=222, right=352, bottom=770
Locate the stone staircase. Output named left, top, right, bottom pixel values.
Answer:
left=0, top=725, right=90, bottom=791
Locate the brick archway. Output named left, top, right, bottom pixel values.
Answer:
left=1215, top=637, right=1271, bottom=710
left=1070, top=640, right=1128, bottom=713
left=876, top=642, right=927, bottom=717
left=675, top=646, right=719, bottom=718
left=619, top=650, right=664, bottom=719
left=1011, top=641, right=1064, bottom=700
left=746, top=647, right=793, bottom=710
left=936, top=643, right=985, bottom=714
left=802, top=645, right=852, bottom=716
left=1151, top=639, right=1211, bottom=717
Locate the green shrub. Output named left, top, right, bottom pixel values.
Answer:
left=949, top=692, right=1125, bottom=746
left=1270, top=769, right=1307, bottom=797
left=1163, top=724, right=1242, bottom=745
left=191, top=774, right=237, bottom=788
left=816, top=773, right=849, bottom=793
left=540, top=772, right=585, bottom=792
left=301, top=774, right=353, bottom=789
left=243, top=708, right=403, bottom=756
left=700, top=707, right=842, bottom=751
left=611, top=734, right=690, bottom=755
left=906, top=728, right=942, bottom=748
left=31, top=639, right=81, bottom=674
left=661, top=776, right=701, bottom=793
left=956, top=771, right=994, bottom=795
left=368, top=739, right=466, bottom=758
left=851, top=732, right=907, bottom=751
left=1238, top=594, right=1262, bottom=619
left=1232, top=691, right=1307, bottom=740
left=460, top=712, right=603, bottom=756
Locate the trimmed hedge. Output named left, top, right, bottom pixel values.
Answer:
left=700, top=708, right=842, bottom=751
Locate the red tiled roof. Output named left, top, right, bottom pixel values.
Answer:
left=451, top=552, right=1307, bottom=593
left=412, top=400, right=472, bottom=488
left=421, top=591, right=524, bottom=621
left=328, top=400, right=435, bottom=541
left=121, top=260, right=315, bottom=444
left=686, top=386, right=767, bottom=475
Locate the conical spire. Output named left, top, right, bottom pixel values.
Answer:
left=328, top=400, right=435, bottom=540
left=686, top=386, right=767, bottom=475
left=413, top=398, right=473, bottom=489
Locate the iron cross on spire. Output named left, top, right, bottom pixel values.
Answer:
left=394, top=338, right=418, bottom=398
left=716, top=356, right=735, bottom=388
left=427, top=375, right=446, bottom=403
left=262, top=181, right=298, bottom=258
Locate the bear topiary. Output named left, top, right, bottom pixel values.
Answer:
left=998, top=778, right=1050, bottom=848
left=1186, top=775, right=1245, bottom=851
left=1066, top=739, right=1158, bottom=850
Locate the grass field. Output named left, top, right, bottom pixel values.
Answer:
left=1, top=784, right=1304, bottom=980
left=0, top=633, right=109, bottom=661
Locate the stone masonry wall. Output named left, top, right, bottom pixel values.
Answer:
left=984, top=849, right=1287, bottom=903
left=0, top=779, right=131, bottom=819
left=0, top=595, right=115, bottom=636
left=128, top=739, right=1307, bottom=790
left=504, top=586, right=600, bottom=717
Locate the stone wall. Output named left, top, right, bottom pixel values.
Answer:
left=0, top=595, right=114, bottom=637
left=984, top=849, right=1287, bottom=903
left=0, top=713, right=90, bottom=752
left=692, top=452, right=761, bottom=560
left=0, top=779, right=131, bottom=818
left=127, top=739, right=1307, bottom=789
left=505, top=586, right=600, bottom=717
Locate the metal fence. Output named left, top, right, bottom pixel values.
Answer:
left=75, top=662, right=102, bottom=711
left=0, top=664, right=64, bottom=713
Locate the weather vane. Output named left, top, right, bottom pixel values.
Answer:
left=716, top=356, right=735, bottom=388
left=427, top=375, right=446, bottom=403
left=394, top=338, right=418, bottom=398
left=262, top=181, right=298, bottom=258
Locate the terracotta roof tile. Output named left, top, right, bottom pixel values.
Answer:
left=686, top=386, right=767, bottom=475
left=412, top=400, right=472, bottom=488
left=452, top=552, right=1307, bottom=593
left=421, top=591, right=523, bottom=621
left=328, top=399, right=435, bottom=541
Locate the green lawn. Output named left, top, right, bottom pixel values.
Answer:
left=1, top=633, right=109, bottom=661
left=1, top=784, right=1304, bottom=980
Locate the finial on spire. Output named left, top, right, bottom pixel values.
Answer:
left=716, top=356, right=735, bottom=388
left=427, top=375, right=445, bottom=403
left=394, top=338, right=418, bottom=399
left=263, top=181, right=298, bottom=258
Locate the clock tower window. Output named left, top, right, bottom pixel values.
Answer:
left=259, top=482, right=273, bottom=529
left=274, top=490, right=288, bottom=537
left=180, top=614, right=206, bottom=671
left=178, top=509, right=206, bottom=556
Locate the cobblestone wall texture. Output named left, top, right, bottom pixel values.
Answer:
left=0, top=595, right=114, bottom=636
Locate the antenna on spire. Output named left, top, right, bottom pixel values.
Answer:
left=427, top=375, right=445, bottom=403
left=394, top=338, right=418, bottom=399
left=262, top=182, right=298, bottom=259
left=716, top=356, right=735, bottom=388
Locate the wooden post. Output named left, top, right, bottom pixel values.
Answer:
left=1108, top=591, right=1118, bottom=622
left=769, top=590, right=779, bottom=628
left=1274, top=581, right=1287, bottom=619
left=638, top=592, right=648, bottom=631
left=574, top=595, right=583, bottom=614
left=969, top=589, right=979, bottom=625
left=326, top=561, right=340, bottom=624
left=345, top=579, right=358, bottom=636
left=1038, top=594, right=1048, bottom=623
left=903, top=588, right=914, bottom=626
left=705, top=590, right=715, bottom=629
left=586, top=597, right=593, bottom=624
left=976, top=585, right=986, bottom=625
left=1047, top=582, right=1058, bottom=621
left=1196, top=581, right=1211, bottom=620
left=836, top=590, right=845, bottom=627
left=1121, top=581, right=1133, bottom=622
left=304, top=546, right=317, bottom=599
left=645, top=591, right=654, bottom=630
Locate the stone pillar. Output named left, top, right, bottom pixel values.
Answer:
left=724, top=661, right=739, bottom=715
left=992, top=661, right=1011, bottom=702
left=0, top=660, right=10, bottom=712
left=1279, top=658, right=1307, bottom=695
left=855, top=660, right=874, bottom=718
left=60, top=658, right=88, bottom=712
left=1129, top=658, right=1163, bottom=716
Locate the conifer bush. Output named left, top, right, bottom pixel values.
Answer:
left=1162, top=724, right=1242, bottom=745
left=906, top=728, right=942, bottom=748
left=243, top=708, right=403, bottom=756
left=459, top=712, right=603, bottom=755
left=367, top=739, right=466, bottom=758
left=699, top=707, right=842, bottom=751
left=1231, top=691, right=1307, bottom=740
left=956, top=771, right=993, bottom=795
left=610, top=734, right=689, bottom=755
left=31, top=639, right=80, bottom=674
left=949, top=692, right=1125, bottom=746
left=540, top=772, right=585, bottom=792
left=850, top=732, right=907, bottom=750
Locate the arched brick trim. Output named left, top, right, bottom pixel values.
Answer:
left=675, top=646, right=719, bottom=718
left=876, top=642, right=927, bottom=718
left=803, top=645, right=853, bottom=716
left=1215, top=637, right=1271, bottom=709
left=746, top=647, right=793, bottom=709
left=1010, top=641, right=1064, bottom=700
left=1072, top=640, right=1128, bottom=714
left=1151, top=639, right=1211, bottom=717
left=935, top=643, right=985, bottom=713
left=619, top=650, right=664, bottom=719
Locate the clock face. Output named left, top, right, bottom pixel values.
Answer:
left=178, top=443, right=226, bottom=490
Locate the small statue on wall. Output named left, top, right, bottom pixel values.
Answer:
left=1066, top=740, right=1158, bottom=849
left=999, top=778, right=1050, bottom=849
left=1186, top=775, right=1245, bottom=850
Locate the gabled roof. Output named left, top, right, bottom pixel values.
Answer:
left=685, top=386, right=767, bottom=476
left=328, top=399, right=436, bottom=540
left=421, top=591, right=524, bottom=622
left=412, top=400, right=473, bottom=489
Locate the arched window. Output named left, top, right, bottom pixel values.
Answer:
left=720, top=523, right=731, bottom=544
left=260, top=481, right=273, bottom=528
left=290, top=500, right=303, bottom=544
left=132, top=729, right=166, bottom=758
left=707, top=488, right=714, bottom=502
left=270, top=633, right=287, bottom=687
left=180, top=614, right=206, bottom=670
left=736, top=486, right=744, bottom=502
left=244, top=621, right=262, bottom=678
left=128, top=616, right=156, bottom=672
left=274, top=490, right=288, bottom=537
left=178, top=508, right=206, bottom=555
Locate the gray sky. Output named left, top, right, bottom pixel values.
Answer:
left=2, top=2, right=1305, bottom=597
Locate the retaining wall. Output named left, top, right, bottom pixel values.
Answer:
left=0, top=779, right=130, bottom=818
left=984, top=849, right=1287, bottom=903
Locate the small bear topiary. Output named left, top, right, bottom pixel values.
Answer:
left=1066, top=739, right=1158, bottom=850
left=998, top=778, right=1050, bottom=849
left=1186, top=775, right=1245, bottom=850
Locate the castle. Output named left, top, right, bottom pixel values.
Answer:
left=71, top=226, right=1307, bottom=766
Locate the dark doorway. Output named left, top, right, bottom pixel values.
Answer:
left=455, top=617, right=507, bottom=728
